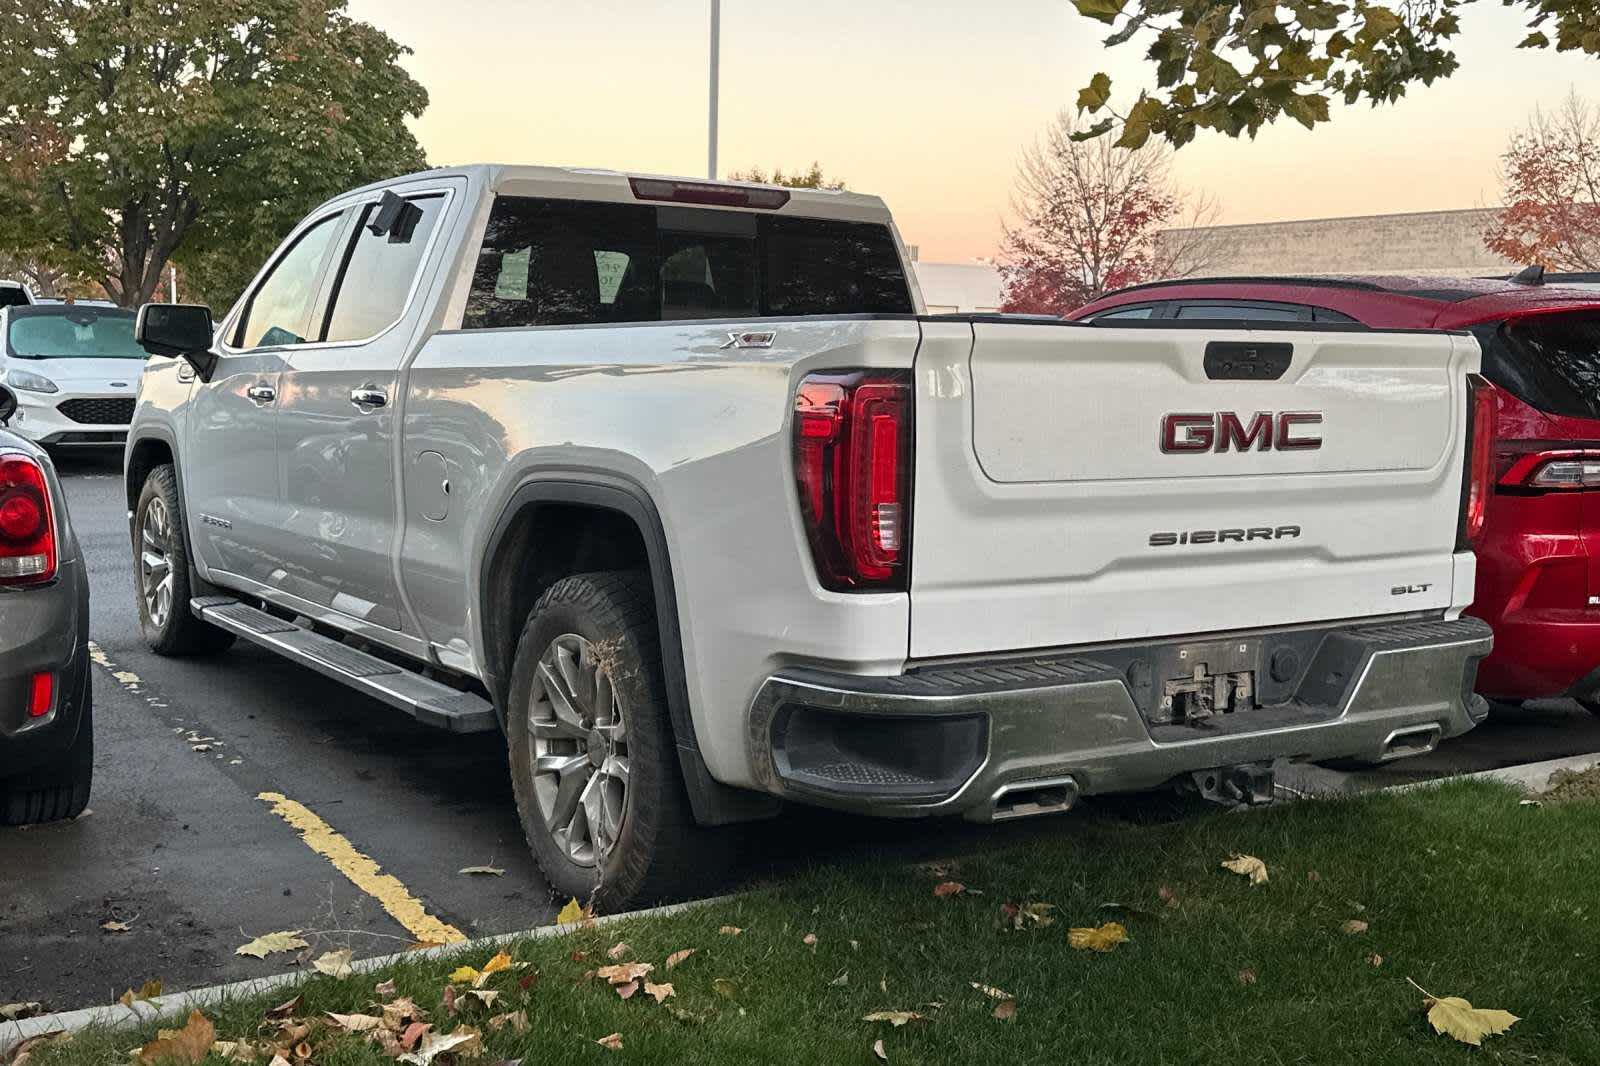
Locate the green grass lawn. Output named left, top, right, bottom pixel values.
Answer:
left=25, top=779, right=1600, bottom=1066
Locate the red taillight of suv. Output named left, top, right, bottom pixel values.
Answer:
left=0, top=453, right=57, bottom=586
left=1497, top=449, right=1600, bottom=490
left=1460, top=374, right=1496, bottom=549
left=793, top=371, right=912, bottom=591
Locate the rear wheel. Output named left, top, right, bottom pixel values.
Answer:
left=133, top=465, right=235, bottom=656
left=1, top=679, right=93, bottom=826
left=506, top=571, right=728, bottom=911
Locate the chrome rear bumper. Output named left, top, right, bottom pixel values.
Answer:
left=748, top=616, right=1493, bottom=821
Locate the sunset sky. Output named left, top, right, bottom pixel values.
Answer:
left=345, top=0, right=1598, bottom=263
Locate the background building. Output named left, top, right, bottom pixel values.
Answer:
left=912, top=259, right=1003, bottom=312
left=1164, top=207, right=1520, bottom=279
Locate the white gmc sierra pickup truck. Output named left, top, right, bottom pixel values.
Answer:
left=124, top=165, right=1493, bottom=909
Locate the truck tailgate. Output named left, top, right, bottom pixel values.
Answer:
left=909, top=319, right=1480, bottom=659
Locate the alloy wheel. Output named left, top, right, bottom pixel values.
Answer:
left=138, top=496, right=174, bottom=629
left=527, top=633, right=630, bottom=867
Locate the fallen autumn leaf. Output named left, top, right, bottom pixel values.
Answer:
left=118, top=980, right=163, bottom=1007
left=1342, top=919, right=1369, bottom=935
left=665, top=948, right=696, bottom=970
left=312, top=949, right=355, bottom=978
left=326, top=1012, right=383, bottom=1033
left=1221, top=855, right=1269, bottom=886
left=596, top=962, right=654, bottom=987
left=1068, top=922, right=1129, bottom=952
left=862, top=1011, right=926, bottom=1027
left=235, top=931, right=309, bottom=959
left=1409, top=979, right=1520, bottom=1046
left=136, top=1009, right=213, bottom=1065
left=932, top=881, right=965, bottom=898
left=596, top=1033, right=623, bottom=1051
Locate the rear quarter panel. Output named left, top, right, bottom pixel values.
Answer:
left=400, top=317, right=920, bottom=787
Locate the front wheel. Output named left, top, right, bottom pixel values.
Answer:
left=133, top=464, right=235, bottom=656
left=506, top=571, right=728, bottom=911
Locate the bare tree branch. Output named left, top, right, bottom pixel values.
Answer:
left=998, top=110, right=1224, bottom=315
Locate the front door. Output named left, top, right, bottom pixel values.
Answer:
left=184, top=209, right=347, bottom=587
left=271, top=188, right=452, bottom=634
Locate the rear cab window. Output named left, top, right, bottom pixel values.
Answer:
left=5, top=306, right=144, bottom=359
left=463, top=197, right=913, bottom=329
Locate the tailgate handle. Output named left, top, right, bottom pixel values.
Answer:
left=1204, top=341, right=1292, bottom=381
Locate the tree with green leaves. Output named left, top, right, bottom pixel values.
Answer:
left=1068, top=0, right=1600, bottom=149
left=726, top=162, right=847, bottom=189
left=0, top=0, right=429, bottom=310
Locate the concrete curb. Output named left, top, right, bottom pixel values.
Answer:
left=0, top=895, right=727, bottom=1055
left=1387, top=752, right=1600, bottom=794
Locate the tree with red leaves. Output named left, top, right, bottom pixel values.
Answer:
left=999, top=112, right=1223, bottom=316
left=1486, top=93, right=1600, bottom=272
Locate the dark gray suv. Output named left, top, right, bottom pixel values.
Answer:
left=0, top=385, right=92, bottom=824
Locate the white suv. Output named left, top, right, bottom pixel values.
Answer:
left=1, top=304, right=145, bottom=448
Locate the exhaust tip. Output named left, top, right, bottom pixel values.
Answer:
left=990, top=776, right=1079, bottom=821
left=1379, top=723, right=1442, bottom=761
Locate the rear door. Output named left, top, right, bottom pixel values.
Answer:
left=909, top=319, right=1478, bottom=658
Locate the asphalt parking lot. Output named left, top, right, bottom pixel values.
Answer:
left=6, top=447, right=1600, bottom=1014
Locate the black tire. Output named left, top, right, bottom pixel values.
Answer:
left=506, top=571, right=729, bottom=912
left=133, top=464, right=235, bottom=656
left=2, top=677, right=93, bottom=825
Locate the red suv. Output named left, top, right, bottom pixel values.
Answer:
left=1073, top=274, right=1600, bottom=710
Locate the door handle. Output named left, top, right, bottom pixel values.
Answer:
left=246, top=383, right=276, bottom=405
left=349, top=386, right=388, bottom=410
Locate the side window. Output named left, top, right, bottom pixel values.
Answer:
left=1311, top=307, right=1357, bottom=324
left=1174, top=303, right=1303, bottom=322
left=1094, top=306, right=1157, bottom=320
left=233, top=214, right=344, bottom=349
left=464, top=198, right=658, bottom=329
left=321, top=195, right=446, bottom=344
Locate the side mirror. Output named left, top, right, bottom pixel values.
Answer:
left=136, top=303, right=218, bottom=380
left=0, top=386, right=15, bottom=428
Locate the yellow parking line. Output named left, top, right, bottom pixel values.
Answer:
left=257, top=791, right=466, bottom=945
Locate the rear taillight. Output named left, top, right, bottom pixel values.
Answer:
left=0, top=453, right=57, bottom=586
left=1498, top=449, right=1600, bottom=490
left=1460, top=374, right=1495, bottom=549
left=793, top=371, right=912, bottom=590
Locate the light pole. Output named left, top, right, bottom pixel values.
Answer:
left=708, top=0, right=720, bottom=180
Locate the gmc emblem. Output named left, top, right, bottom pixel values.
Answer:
left=1160, top=411, right=1323, bottom=453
